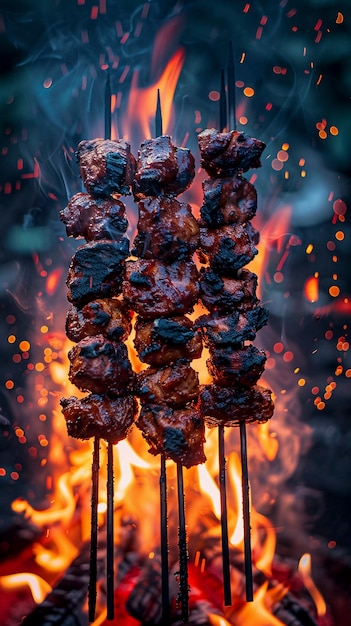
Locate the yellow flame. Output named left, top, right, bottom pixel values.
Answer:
left=228, top=454, right=244, bottom=546
left=33, top=528, right=78, bottom=573
left=0, top=573, right=52, bottom=603
left=257, top=422, right=279, bottom=461
left=298, top=553, right=327, bottom=616
left=197, top=464, right=221, bottom=518
left=226, top=581, right=288, bottom=626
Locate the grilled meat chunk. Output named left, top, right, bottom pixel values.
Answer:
left=132, top=196, right=199, bottom=262
left=137, top=403, right=206, bottom=467
left=200, top=176, right=257, bottom=228
left=66, top=238, right=129, bottom=306
left=76, top=138, right=136, bottom=197
left=66, top=298, right=133, bottom=343
left=132, top=135, right=195, bottom=199
left=60, top=192, right=128, bottom=241
left=60, top=393, right=137, bottom=443
left=136, top=360, right=199, bottom=407
left=134, top=315, right=203, bottom=366
left=68, top=334, right=134, bottom=395
left=207, top=344, right=266, bottom=387
left=199, top=383, right=274, bottom=427
left=196, top=306, right=269, bottom=347
left=198, top=223, right=258, bottom=274
left=123, top=259, right=199, bottom=319
left=199, top=268, right=259, bottom=313
left=198, top=129, right=265, bottom=178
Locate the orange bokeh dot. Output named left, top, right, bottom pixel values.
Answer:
left=277, top=150, right=289, bottom=162
left=274, top=271, right=284, bottom=283
left=335, top=231, right=344, bottom=241
left=283, top=351, right=294, bottom=362
left=243, top=87, right=254, bottom=97
left=329, top=285, right=340, bottom=297
left=274, top=342, right=284, bottom=354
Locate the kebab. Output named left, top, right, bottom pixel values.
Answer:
left=60, top=131, right=138, bottom=621
left=195, top=94, right=274, bottom=604
left=122, top=103, right=204, bottom=622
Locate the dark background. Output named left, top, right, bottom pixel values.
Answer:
left=0, top=0, right=350, bottom=623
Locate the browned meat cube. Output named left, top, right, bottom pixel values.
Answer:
left=196, top=306, right=269, bottom=347
left=207, top=344, right=266, bottom=387
left=132, top=135, right=195, bottom=199
left=68, top=334, right=135, bottom=395
left=77, top=138, right=136, bottom=197
left=199, top=268, right=259, bottom=313
left=123, top=259, right=199, bottom=319
left=66, top=238, right=129, bottom=306
left=200, top=176, right=257, bottom=228
left=60, top=192, right=128, bottom=241
left=199, top=383, right=274, bottom=427
left=137, top=403, right=206, bottom=467
left=60, top=393, right=137, bottom=443
left=136, top=360, right=199, bottom=407
left=198, top=129, right=265, bottom=177
left=134, top=315, right=203, bottom=366
left=66, top=298, right=133, bottom=343
left=132, top=196, right=199, bottom=262
left=198, top=223, right=258, bottom=274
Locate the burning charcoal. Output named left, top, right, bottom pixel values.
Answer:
left=198, top=128, right=265, bottom=177
left=134, top=315, right=203, bottom=366
left=199, top=267, right=259, bottom=313
left=132, top=196, right=199, bottom=262
left=60, top=192, right=128, bottom=241
left=207, top=344, right=267, bottom=387
left=133, top=135, right=195, bottom=199
left=77, top=138, right=136, bottom=197
left=60, top=393, right=137, bottom=443
left=198, top=223, right=258, bottom=274
left=199, top=383, right=274, bottom=427
left=66, top=238, right=129, bottom=306
left=123, top=258, right=199, bottom=319
left=137, top=403, right=206, bottom=468
left=196, top=306, right=269, bottom=347
left=68, top=334, right=135, bottom=395
left=136, top=359, right=199, bottom=407
left=66, top=298, right=133, bottom=343
left=200, top=175, right=257, bottom=228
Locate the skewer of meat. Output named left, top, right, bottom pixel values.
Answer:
left=196, top=53, right=274, bottom=603
left=123, top=93, right=204, bottom=622
left=60, top=71, right=137, bottom=621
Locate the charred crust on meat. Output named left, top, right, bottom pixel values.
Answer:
left=76, top=139, right=136, bottom=197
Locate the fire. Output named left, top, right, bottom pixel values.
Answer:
left=304, top=275, right=319, bottom=303
left=123, top=47, right=185, bottom=141
left=298, top=553, right=327, bottom=617
left=0, top=573, right=52, bottom=604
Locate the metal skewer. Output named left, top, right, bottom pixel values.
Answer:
left=155, top=89, right=170, bottom=623
left=88, top=436, right=100, bottom=621
left=226, top=42, right=254, bottom=602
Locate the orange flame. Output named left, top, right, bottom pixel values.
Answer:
left=0, top=573, right=52, bottom=603
left=298, top=553, right=327, bottom=616
left=304, top=276, right=319, bottom=303
left=123, top=48, right=185, bottom=141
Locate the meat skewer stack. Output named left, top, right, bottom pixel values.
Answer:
left=196, top=122, right=275, bottom=602
left=60, top=134, right=138, bottom=621
left=122, top=96, right=205, bottom=622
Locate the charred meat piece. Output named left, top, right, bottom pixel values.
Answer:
left=207, top=344, right=266, bottom=387
left=77, top=138, right=136, bottom=197
left=196, top=306, right=269, bottom=347
left=198, top=223, right=258, bottom=274
left=136, top=359, right=199, bottom=407
left=134, top=315, right=203, bottom=366
left=123, top=259, right=199, bottom=319
left=199, top=267, right=259, bottom=313
left=66, top=238, right=129, bottom=306
left=199, top=383, right=274, bottom=427
left=68, top=334, right=135, bottom=395
left=60, top=192, right=128, bottom=241
left=200, top=176, right=257, bottom=228
left=66, top=298, right=133, bottom=343
left=198, top=129, right=265, bottom=178
left=132, top=196, right=199, bottom=262
left=60, top=393, right=137, bottom=443
left=137, top=403, right=206, bottom=467
left=132, top=135, right=195, bottom=199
